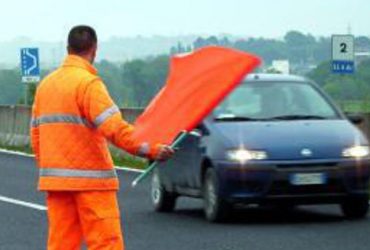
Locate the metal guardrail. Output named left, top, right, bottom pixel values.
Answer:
left=0, top=105, right=370, bottom=147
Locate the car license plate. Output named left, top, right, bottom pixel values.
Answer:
left=290, top=173, right=327, bottom=185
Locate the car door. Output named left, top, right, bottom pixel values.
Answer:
left=182, top=129, right=204, bottom=189
left=157, top=122, right=208, bottom=190
left=156, top=131, right=200, bottom=188
left=163, top=130, right=202, bottom=188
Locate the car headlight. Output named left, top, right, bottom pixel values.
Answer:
left=342, top=145, right=370, bottom=158
left=226, top=148, right=267, bottom=163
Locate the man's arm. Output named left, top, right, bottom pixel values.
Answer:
left=80, top=78, right=172, bottom=160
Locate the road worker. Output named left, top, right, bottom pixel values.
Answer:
left=30, top=25, right=174, bottom=250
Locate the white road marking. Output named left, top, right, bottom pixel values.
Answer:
left=0, top=149, right=34, bottom=158
left=0, top=195, right=47, bottom=211
left=0, top=149, right=145, bottom=211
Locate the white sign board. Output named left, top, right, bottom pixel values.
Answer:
left=272, top=60, right=290, bottom=74
left=331, top=35, right=354, bottom=74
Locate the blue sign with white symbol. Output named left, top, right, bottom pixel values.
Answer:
left=20, top=48, right=40, bottom=82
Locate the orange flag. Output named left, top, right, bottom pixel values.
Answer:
left=132, top=46, right=261, bottom=145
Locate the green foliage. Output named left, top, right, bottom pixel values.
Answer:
left=0, top=68, right=53, bottom=105
left=0, top=69, right=23, bottom=104
left=95, top=55, right=170, bottom=107
left=191, top=31, right=333, bottom=66
left=18, top=82, right=37, bottom=105
left=121, top=55, right=169, bottom=107
left=0, top=30, right=369, bottom=109
left=0, top=55, right=170, bottom=108
left=0, top=143, right=33, bottom=154
left=234, top=38, right=287, bottom=65
left=112, top=154, right=148, bottom=170
left=95, top=60, right=128, bottom=105
left=307, top=61, right=331, bottom=86
left=307, top=59, right=370, bottom=112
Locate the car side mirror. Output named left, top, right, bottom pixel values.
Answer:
left=346, top=113, right=364, bottom=125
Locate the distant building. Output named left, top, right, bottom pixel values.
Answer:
left=355, top=52, right=370, bottom=64
left=270, top=60, right=290, bottom=74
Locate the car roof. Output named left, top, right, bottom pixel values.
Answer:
left=244, top=73, right=307, bottom=82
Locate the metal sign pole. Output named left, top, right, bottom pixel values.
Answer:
left=24, top=83, right=28, bottom=106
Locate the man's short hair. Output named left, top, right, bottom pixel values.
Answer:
left=68, top=25, right=97, bottom=54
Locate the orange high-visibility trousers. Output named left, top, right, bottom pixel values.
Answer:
left=46, top=191, right=124, bottom=250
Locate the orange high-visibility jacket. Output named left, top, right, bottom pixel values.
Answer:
left=31, top=55, right=158, bottom=191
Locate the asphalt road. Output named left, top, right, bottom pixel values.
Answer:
left=0, top=151, right=369, bottom=250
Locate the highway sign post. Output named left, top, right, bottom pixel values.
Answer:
left=20, top=48, right=40, bottom=105
left=331, top=35, right=355, bottom=74
left=20, top=48, right=40, bottom=82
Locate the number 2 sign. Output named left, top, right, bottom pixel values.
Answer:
left=332, top=35, right=355, bottom=74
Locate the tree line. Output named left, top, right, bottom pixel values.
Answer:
left=0, top=31, right=369, bottom=109
left=0, top=56, right=170, bottom=107
left=171, top=31, right=370, bottom=67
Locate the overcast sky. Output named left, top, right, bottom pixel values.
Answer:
left=0, top=0, right=367, bottom=41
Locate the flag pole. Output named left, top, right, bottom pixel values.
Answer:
left=131, top=131, right=188, bottom=187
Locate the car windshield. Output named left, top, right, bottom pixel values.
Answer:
left=214, top=81, right=340, bottom=121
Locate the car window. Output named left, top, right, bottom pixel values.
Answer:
left=214, top=81, right=339, bottom=120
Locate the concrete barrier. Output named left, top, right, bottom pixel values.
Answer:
left=1, top=104, right=370, bottom=148
left=0, top=105, right=31, bottom=146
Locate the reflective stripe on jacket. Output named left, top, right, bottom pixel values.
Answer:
left=31, top=55, right=158, bottom=191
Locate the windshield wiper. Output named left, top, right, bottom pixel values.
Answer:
left=266, top=115, right=328, bottom=120
left=214, top=116, right=263, bottom=122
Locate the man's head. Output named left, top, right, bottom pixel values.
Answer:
left=67, top=25, right=97, bottom=63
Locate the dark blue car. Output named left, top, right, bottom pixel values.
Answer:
left=151, top=74, right=370, bottom=222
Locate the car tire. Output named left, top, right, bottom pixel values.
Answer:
left=203, top=168, right=231, bottom=222
left=151, top=169, right=177, bottom=212
left=340, top=196, right=369, bottom=219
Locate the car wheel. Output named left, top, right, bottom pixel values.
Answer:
left=151, top=170, right=177, bottom=212
left=340, top=196, right=369, bottom=219
left=203, top=168, right=231, bottom=222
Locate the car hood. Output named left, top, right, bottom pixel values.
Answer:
left=212, top=120, right=368, bottom=160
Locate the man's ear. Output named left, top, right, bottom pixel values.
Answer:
left=90, top=44, right=97, bottom=63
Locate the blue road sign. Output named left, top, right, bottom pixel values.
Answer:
left=332, top=60, right=355, bottom=74
left=20, top=48, right=40, bottom=83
